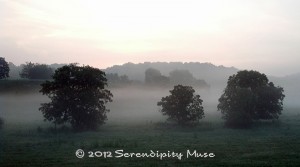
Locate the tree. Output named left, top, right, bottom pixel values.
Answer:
left=39, top=64, right=113, bottom=131
left=106, top=73, right=131, bottom=87
left=169, top=69, right=209, bottom=88
left=0, top=57, right=9, bottom=79
left=218, top=70, right=285, bottom=128
left=20, top=62, right=54, bottom=79
left=145, top=68, right=170, bottom=86
left=157, top=85, right=204, bottom=125
left=145, top=68, right=161, bottom=83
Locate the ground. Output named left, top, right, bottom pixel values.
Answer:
left=1, top=111, right=300, bottom=167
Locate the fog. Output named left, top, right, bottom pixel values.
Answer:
left=0, top=93, right=48, bottom=123
left=3, top=62, right=299, bottom=127
left=2, top=83, right=298, bottom=126
left=107, top=87, right=222, bottom=124
left=0, top=86, right=220, bottom=125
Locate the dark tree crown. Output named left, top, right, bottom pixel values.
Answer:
left=157, top=85, right=204, bottom=125
left=39, top=64, right=113, bottom=131
left=218, top=70, right=285, bottom=128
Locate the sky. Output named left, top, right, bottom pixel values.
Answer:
left=0, top=0, right=300, bottom=76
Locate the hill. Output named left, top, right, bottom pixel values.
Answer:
left=104, top=62, right=238, bottom=87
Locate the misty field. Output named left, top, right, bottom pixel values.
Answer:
left=1, top=86, right=300, bottom=166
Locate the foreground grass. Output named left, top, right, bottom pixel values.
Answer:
left=1, top=114, right=300, bottom=167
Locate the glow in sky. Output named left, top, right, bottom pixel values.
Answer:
left=1, top=0, right=300, bottom=76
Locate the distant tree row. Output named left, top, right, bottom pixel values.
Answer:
left=20, top=62, right=54, bottom=79
left=145, top=68, right=209, bottom=88
left=0, top=58, right=54, bottom=80
left=105, top=62, right=238, bottom=83
left=105, top=68, right=209, bottom=88
left=106, top=73, right=131, bottom=87
left=1, top=58, right=208, bottom=89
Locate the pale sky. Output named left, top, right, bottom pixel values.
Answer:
left=1, top=0, right=300, bottom=76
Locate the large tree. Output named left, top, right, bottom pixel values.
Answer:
left=39, top=64, right=113, bottom=131
left=20, top=62, right=54, bottom=79
left=218, top=70, right=285, bottom=128
left=157, top=85, right=204, bottom=125
left=0, top=57, right=9, bottom=79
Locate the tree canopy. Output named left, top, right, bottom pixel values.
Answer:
left=39, top=64, right=113, bottom=131
left=0, top=57, right=9, bottom=79
left=218, top=70, right=285, bottom=128
left=157, top=85, right=204, bottom=125
left=20, top=62, right=54, bottom=79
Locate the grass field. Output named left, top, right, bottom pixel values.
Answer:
left=1, top=110, right=300, bottom=167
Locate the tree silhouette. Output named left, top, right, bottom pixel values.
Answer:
left=0, top=57, right=9, bottom=79
left=20, top=62, right=53, bottom=79
left=218, top=70, right=285, bottom=128
left=145, top=68, right=169, bottom=86
left=106, top=73, right=131, bottom=87
left=169, top=69, right=209, bottom=88
left=39, top=64, right=113, bottom=131
left=157, top=85, right=204, bottom=125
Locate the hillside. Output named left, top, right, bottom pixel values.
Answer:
left=105, top=62, right=238, bottom=87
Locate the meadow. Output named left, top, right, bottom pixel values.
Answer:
left=1, top=81, right=300, bottom=166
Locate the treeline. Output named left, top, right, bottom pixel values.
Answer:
left=8, top=62, right=65, bottom=79
left=19, top=62, right=54, bottom=79
left=145, top=68, right=209, bottom=88
left=105, top=62, right=238, bottom=85
left=3, top=58, right=210, bottom=88
left=107, top=68, right=209, bottom=88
